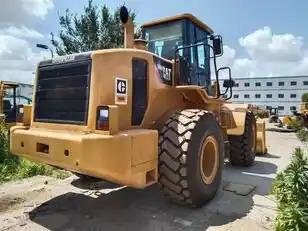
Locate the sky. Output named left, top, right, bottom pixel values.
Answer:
left=0, top=0, right=308, bottom=84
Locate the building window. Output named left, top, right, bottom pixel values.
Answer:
left=290, top=81, right=297, bottom=86
left=266, top=106, right=271, bottom=110
left=244, top=94, right=249, bottom=98
left=244, top=82, right=250, bottom=87
left=278, top=94, right=284, bottom=98
left=255, top=94, right=261, bottom=98
left=290, top=94, right=297, bottom=98
left=304, top=81, right=308, bottom=86
left=255, top=82, right=261, bottom=87
left=266, top=94, right=272, bottom=98
left=233, top=94, right=239, bottom=99
left=290, top=106, right=296, bottom=111
left=267, top=82, right=273, bottom=86
left=278, top=81, right=285, bottom=86
left=234, top=83, right=239, bottom=87
left=278, top=106, right=284, bottom=111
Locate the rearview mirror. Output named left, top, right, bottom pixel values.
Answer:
left=217, top=67, right=233, bottom=100
left=213, top=37, right=223, bottom=56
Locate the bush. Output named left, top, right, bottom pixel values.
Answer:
left=0, top=122, right=69, bottom=183
left=253, top=110, right=269, bottom=119
left=287, top=118, right=303, bottom=131
left=302, top=93, right=308, bottom=103
left=297, top=128, right=308, bottom=143
left=273, top=148, right=308, bottom=231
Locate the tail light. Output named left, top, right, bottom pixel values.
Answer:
left=96, top=106, right=109, bottom=130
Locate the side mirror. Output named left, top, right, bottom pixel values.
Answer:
left=213, top=36, right=223, bottom=56
left=223, top=79, right=235, bottom=88
left=217, top=67, right=233, bottom=100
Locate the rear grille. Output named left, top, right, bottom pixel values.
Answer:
left=34, top=57, right=91, bottom=125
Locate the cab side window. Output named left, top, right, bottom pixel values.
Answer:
left=179, top=21, right=211, bottom=92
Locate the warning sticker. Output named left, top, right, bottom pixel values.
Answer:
left=115, top=78, right=128, bottom=105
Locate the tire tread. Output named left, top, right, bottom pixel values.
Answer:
left=158, top=109, right=208, bottom=205
left=228, top=112, right=256, bottom=166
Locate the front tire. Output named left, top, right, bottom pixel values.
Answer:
left=158, top=109, right=224, bottom=207
left=228, top=112, right=256, bottom=166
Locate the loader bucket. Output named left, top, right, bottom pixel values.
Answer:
left=256, top=119, right=267, bottom=155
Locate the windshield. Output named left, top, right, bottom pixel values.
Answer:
left=143, top=21, right=183, bottom=60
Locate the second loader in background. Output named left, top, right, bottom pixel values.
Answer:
left=0, top=81, right=32, bottom=126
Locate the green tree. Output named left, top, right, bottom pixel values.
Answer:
left=302, top=93, right=308, bottom=102
left=51, top=0, right=136, bottom=55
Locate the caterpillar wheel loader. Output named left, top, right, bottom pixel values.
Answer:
left=0, top=81, right=32, bottom=126
left=0, top=81, right=19, bottom=125
left=10, top=7, right=267, bottom=207
left=283, top=103, right=308, bottom=128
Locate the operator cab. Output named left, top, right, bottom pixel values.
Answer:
left=142, top=14, right=230, bottom=97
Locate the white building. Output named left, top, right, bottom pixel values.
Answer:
left=220, top=76, right=308, bottom=115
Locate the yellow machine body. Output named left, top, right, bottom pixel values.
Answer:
left=10, top=14, right=267, bottom=188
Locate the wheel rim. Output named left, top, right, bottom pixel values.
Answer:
left=200, top=136, right=219, bottom=185
left=250, top=123, right=256, bottom=153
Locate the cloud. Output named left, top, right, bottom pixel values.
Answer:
left=295, top=51, right=308, bottom=75
left=23, top=0, right=54, bottom=19
left=218, top=27, right=308, bottom=78
left=0, top=0, right=54, bottom=26
left=0, top=35, right=30, bottom=60
left=220, top=45, right=236, bottom=67
left=0, top=34, right=50, bottom=83
left=232, top=58, right=257, bottom=77
left=0, top=26, right=44, bottom=39
left=239, top=27, right=304, bottom=62
left=0, top=1, right=54, bottom=84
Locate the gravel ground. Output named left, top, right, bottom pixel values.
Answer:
left=0, top=130, right=303, bottom=231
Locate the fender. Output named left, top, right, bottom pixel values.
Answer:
left=223, top=103, right=248, bottom=136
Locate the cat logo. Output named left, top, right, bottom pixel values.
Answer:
left=117, top=79, right=127, bottom=94
left=153, top=56, right=173, bottom=85
left=115, top=78, right=128, bottom=105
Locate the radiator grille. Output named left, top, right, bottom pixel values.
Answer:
left=34, top=58, right=91, bottom=125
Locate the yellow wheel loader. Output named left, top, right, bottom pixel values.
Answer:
left=299, top=102, right=308, bottom=126
left=10, top=7, right=267, bottom=207
left=282, top=102, right=308, bottom=128
left=0, top=81, right=19, bottom=125
left=0, top=81, right=32, bottom=126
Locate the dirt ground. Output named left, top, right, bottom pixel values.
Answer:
left=0, top=130, right=303, bottom=231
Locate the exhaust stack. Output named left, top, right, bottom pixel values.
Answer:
left=120, top=6, right=134, bottom=49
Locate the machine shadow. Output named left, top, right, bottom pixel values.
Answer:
left=260, top=152, right=281, bottom=159
left=225, top=159, right=278, bottom=175
left=29, top=160, right=277, bottom=231
left=70, top=177, right=121, bottom=190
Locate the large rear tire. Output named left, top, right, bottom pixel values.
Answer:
left=158, top=109, right=224, bottom=207
left=228, top=112, right=256, bottom=166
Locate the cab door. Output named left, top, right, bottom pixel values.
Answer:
left=178, top=20, right=211, bottom=94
